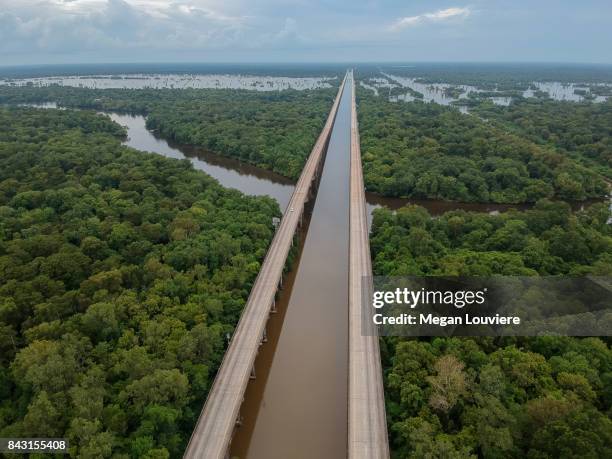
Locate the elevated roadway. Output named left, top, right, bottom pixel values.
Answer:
left=184, top=73, right=348, bottom=459
left=348, top=70, right=390, bottom=459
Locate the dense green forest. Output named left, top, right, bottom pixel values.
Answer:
left=472, top=98, right=612, bottom=179
left=371, top=201, right=612, bottom=276
left=2, top=70, right=610, bottom=459
left=0, top=107, right=280, bottom=457
left=0, top=84, right=337, bottom=179
left=357, top=88, right=607, bottom=203
left=370, top=203, right=612, bottom=458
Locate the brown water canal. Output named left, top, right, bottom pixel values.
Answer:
left=229, top=77, right=353, bottom=458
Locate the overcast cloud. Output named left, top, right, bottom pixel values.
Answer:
left=1, top=0, right=611, bottom=65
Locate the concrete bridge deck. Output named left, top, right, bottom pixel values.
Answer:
left=348, top=70, right=390, bottom=459
left=183, top=73, right=348, bottom=459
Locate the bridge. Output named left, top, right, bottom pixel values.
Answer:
left=184, top=71, right=389, bottom=458
left=348, top=70, right=389, bottom=459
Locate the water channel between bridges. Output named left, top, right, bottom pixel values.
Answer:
left=226, top=71, right=353, bottom=459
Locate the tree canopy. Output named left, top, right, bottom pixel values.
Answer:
left=0, top=84, right=337, bottom=180
left=371, top=203, right=612, bottom=458
left=472, top=98, right=612, bottom=179
left=0, top=107, right=280, bottom=457
left=357, top=88, right=607, bottom=203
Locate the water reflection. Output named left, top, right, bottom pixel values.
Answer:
left=489, top=96, right=512, bottom=106
left=359, top=81, right=379, bottom=96
left=382, top=73, right=476, bottom=105
left=375, top=73, right=611, bottom=106
left=365, top=192, right=529, bottom=229
left=107, top=113, right=295, bottom=211
left=528, top=81, right=609, bottom=102
left=365, top=192, right=606, bottom=229
left=18, top=101, right=58, bottom=108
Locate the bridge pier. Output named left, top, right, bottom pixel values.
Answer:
left=271, top=298, right=277, bottom=314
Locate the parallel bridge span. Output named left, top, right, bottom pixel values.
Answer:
left=184, top=73, right=348, bottom=459
left=348, top=70, right=390, bottom=459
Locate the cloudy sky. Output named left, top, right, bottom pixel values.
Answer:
left=1, top=0, right=611, bottom=65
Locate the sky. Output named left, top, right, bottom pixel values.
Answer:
left=1, top=0, right=611, bottom=66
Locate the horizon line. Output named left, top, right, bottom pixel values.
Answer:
left=2, top=60, right=612, bottom=70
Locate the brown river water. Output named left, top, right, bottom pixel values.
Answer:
left=106, top=112, right=546, bottom=222
left=229, top=77, right=353, bottom=458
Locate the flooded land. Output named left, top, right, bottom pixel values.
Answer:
left=0, top=74, right=335, bottom=91
left=358, top=72, right=612, bottom=110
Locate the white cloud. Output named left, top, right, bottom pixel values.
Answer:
left=0, top=0, right=250, bottom=55
left=390, top=6, right=471, bottom=31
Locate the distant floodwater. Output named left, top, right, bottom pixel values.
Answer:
left=0, top=74, right=335, bottom=91
left=362, top=73, right=612, bottom=110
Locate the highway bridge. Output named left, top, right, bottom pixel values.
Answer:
left=184, top=71, right=389, bottom=458
left=348, top=70, right=389, bottom=459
